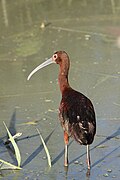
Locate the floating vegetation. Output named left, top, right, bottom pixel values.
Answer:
left=40, top=22, right=45, bottom=29
left=19, top=120, right=38, bottom=125
left=107, top=169, right=112, bottom=173
left=0, top=159, right=21, bottom=170
left=74, top=160, right=79, bottom=164
left=103, top=173, right=109, bottom=177
left=36, top=128, right=51, bottom=167
left=40, top=22, right=51, bottom=29
left=97, top=145, right=108, bottom=148
left=4, top=132, right=22, bottom=145
left=48, top=109, right=54, bottom=112
left=0, top=122, right=22, bottom=170
left=45, top=99, right=52, bottom=102
left=79, top=162, right=83, bottom=165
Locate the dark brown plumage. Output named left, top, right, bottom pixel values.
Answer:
left=59, top=88, right=96, bottom=145
left=27, top=51, right=96, bottom=170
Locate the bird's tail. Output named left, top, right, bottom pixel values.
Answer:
left=71, top=124, right=94, bottom=145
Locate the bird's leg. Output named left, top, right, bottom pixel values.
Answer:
left=86, top=144, right=91, bottom=170
left=64, top=131, right=69, bottom=167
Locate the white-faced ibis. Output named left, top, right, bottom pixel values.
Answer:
left=27, top=51, right=96, bottom=170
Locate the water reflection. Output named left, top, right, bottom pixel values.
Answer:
left=63, top=164, right=91, bottom=180
left=1, top=0, right=8, bottom=27
left=0, top=0, right=120, bottom=35
left=0, top=0, right=120, bottom=179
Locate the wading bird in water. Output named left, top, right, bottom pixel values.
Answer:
left=27, top=51, right=96, bottom=170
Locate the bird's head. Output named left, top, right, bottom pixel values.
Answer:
left=27, top=51, right=69, bottom=80
left=52, top=51, right=69, bottom=65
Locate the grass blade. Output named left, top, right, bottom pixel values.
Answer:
left=36, top=128, right=51, bottom=167
left=3, top=121, right=21, bottom=167
left=0, top=159, right=22, bottom=170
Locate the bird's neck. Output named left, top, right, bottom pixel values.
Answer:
left=58, top=63, right=70, bottom=94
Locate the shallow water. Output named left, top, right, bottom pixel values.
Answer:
left=0, top=0, right=120, bottom=179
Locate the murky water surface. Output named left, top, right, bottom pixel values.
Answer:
left=0, top=0, right=120, bottom=179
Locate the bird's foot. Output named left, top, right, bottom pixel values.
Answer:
left=86, top=169, right=90, bottom=177
left=64, top=164, right=69, bottom=173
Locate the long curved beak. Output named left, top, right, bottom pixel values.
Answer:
left=27, top=58, right=54, bottom=80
